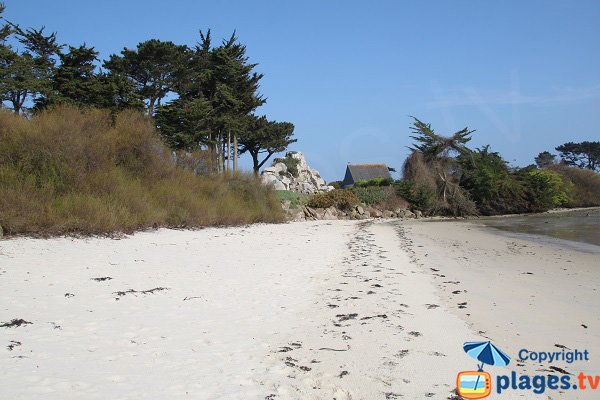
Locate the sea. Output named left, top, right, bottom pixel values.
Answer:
left=481, top=208, right=600, bottom=251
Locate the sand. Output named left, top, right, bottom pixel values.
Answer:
left=0, top=219, right=598, bottom=399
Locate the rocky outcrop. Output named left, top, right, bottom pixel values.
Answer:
left=286, top=204, right=421, bottom=222
left=261, top=152, right=334, bottom=194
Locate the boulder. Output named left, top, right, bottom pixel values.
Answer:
left=322, top=206, right=339, bottom=220
left=383, top=210, right=395, bottom=218
left=415, top=210, right=423, bottom=219
left=355, top=205, right=365, bottom=215
left=261, top=152, right=333, bottom=194
left=288, top=208, right=305, bottom=222
left=368, top=208, right=383, bottom=218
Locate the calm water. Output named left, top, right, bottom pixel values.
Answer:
left=481, top=209, right=600, bottom=248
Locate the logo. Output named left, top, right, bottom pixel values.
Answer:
left=456, top=341, right=511, bottom=399
left=457, top=341, right=598, bottom=397
left=456, top=371, right=492, bottom=399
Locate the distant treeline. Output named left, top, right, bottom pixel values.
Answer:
left=0, top=4, right=295, bottom=173
left=398, top=118, right=600, bottom=216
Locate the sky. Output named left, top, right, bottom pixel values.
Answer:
left=4, top=0, right=600, bottom=181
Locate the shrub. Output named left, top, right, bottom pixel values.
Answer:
left=0, top=106, right=284, bottom=236
left=329, top=181, right=342, bottom=189
left=273, top=154, right=300, bottom=177
left=354, top=177, right=394, bottom=187
left=275, top=190, right=308, bottom=209
left=306, top=189, right=359, bottom=211
left=520, top=169, right=572, bottom=212
left=395, top=179, right=436, bottom=213
left=548, top=164, right=600, bottom=207
left=351, top=186, right=387, bottom=205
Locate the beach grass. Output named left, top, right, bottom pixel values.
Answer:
left=0, top=106, right=284, bottom=236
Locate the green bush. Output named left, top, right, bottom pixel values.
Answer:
left=329, top=181, right=342, bottom=189
left=549, top=164, right=600, bottom=207
left=0, top=106, right=284, bottom=236
left=351, top=186, right=387, bottom=205
left=275, top=190, right=308, bottom=209
left=394, top=180, right=436, bottom=213
left=306, top=189, right=359, bottom=211
left=521, top=169, right=572, bottom=211
left=354, top=177, right=394, bottom=187
left=273, top=155, right=300, bottom=177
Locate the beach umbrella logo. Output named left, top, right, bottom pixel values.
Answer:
left=456, top=341, right=511, bottom=399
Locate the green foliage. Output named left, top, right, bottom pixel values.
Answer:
left=534, top=151, right=556, bottom=168
left=306, top=189, right=359, bottom=211
left=520, top=169, right=572, bottom=212
left=0, top=106, right=284, bottom=236
left=351, top=186, right=386, bottom=205
left=555, top=141, right=600, bottom=171
left=329, top=181, right=342, bottom=189
left=104, top=39, right=188, bottom=114
left=548, top=164, right=600, bottom=207
left=239, top=115, right=296, bottom=173
left=409, top=116, right=474, bottom=160
left=273, top=154, right=300, bottom=177
left=354, top=177, right=394, bottom=188
left=394, top=180, right=436, bottom=213
left=275, top=190, right=308, bottom=209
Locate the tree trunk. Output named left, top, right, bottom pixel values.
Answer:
left=226, top=130, right=231, bottom=174
left=233, top=133, right=238, bottom=173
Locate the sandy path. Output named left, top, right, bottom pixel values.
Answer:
left=258, top=221, right=474, bottom=399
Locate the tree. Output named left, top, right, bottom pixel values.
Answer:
left=403, top=117, right=477, bottom=215
left=534, top=151, right=556, bottom=168
left=158, top=31, right=267, bottom=173
left=36, top=44, right=100, bottom=108
left=238, top=115, right=296, bottom=174
left=555, top=141, right=600, bottom=171
left=409, top=116, right=474, bottom=160
left=104, top=39, right=188, bottom=115
left=0, top=17, right=60, bottom=114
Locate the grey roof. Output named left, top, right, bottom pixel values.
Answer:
left=342, top=164, right=391, bottom=187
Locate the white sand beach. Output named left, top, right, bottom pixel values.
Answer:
left=1, top=219, right=598, bottom=399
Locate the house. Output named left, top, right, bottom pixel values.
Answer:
left=341, top=164, right=392, bottom=188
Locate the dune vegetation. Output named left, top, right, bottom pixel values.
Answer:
left=0, top=106, right=284, bottom=236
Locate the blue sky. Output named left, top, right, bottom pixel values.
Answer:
left=5, top=0, right=600, bottom=181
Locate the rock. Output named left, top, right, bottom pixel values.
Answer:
left=261, top=152, right=333, bottom=194
left=415, top=210, right=423, bottom=219
left=356, top=205, right=365, bottom=215
left=394, top=208, right=406, bottom=216
left=303, top=206, right=319, bottom=220
left=368, top=208, right=383, bottom=218
left=383, top=210, right=395, bottom=218
left=404, top=210, right=416, bottom=219
left=288, top=208, right=305, bottom=221
left=281, top=200, right=292, bottom=210
left=322, top=206, right=339, bottom=220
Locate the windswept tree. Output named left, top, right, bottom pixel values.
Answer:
left=534, top=151, right=556, bottom=168
left=238, top=115, right=296, bottom=174
left=104, top=39, right=188, bottom=115
left=0, top=19, right=60, bottom=114
left=555, top=141, right=600, bottom=171
left=401, top=117, right=477, bottom=215
left=158, top=30, right=268, bottom=173
left=403, top=117, right=475, bottom=215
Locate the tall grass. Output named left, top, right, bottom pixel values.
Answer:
left=0, top=106, right=284, bottom=236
